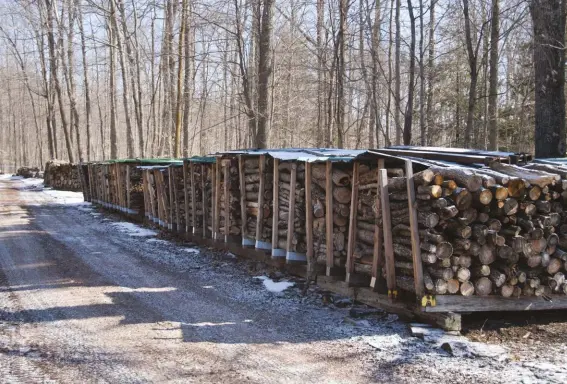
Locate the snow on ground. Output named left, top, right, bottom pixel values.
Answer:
left=110, top=222, right=157, bottom=237
left=146, top=238, right=169, bottom=244
left=253, top=276, right=295, bottom=293
left=183, top=248, right=200, bottom=254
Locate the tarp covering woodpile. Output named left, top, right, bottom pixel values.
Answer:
left=44, top=160, right=81, bottom=191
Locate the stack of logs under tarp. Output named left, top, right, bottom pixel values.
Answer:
left=393, top=161, right=567, bottom=297
left=44, top=160, right=81, bottom=191
left=241, top=157, right=272, bottom=246
left=310, top=163, right=352, bottom=270
left=219, top=159, right=242, bottom=238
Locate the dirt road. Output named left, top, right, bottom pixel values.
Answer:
left=0, top=176, right=566, bottom=383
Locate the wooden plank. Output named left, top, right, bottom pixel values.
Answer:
left=126, top=165, right=131, bottom=212
left=169, top=166, right=176, bottom=230
left=345, top=161, right=360, bottom=284
left=88, top=164, right=94, bottom=202
left=405, top=160, right=424, bottom=298
left=285, top=163, right=297, bottom=260
left=190, top=162, right=197, bottom=232
left=255, top=155, right=266, bottom=247
left=305, top=162, right=314, bottom=272
left=201, top=164, right=207, bottom=237
left=142, top=170, right=149, bottom=219
left=173, top=167, right=181, bottom=231
left=271, top=159, right=281, bottom=257
left=325, top=161, right=334, bottom=275
left=238, top=155, right=248, bottom=240
left=379, top=168, right=396, bottom=294
left=223, top=163, right=230, bottom=242
left=183, top=161, right=190, bottom=233
left=425, top=295, right=567, bottom=313
left=371, top=159, right=385, bottom=289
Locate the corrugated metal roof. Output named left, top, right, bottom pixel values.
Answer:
left=215, top=148, right=386, bottom=163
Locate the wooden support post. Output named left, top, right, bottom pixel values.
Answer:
left=346, top=162, right=360, bottom=284
left=126, top=165, right=131, bottom=212
left=325, top=161, right=335, bottom=276
left=201, top=164, right=207, bottom=237
left=174, top=167, right=181, bottom=232
left=371, top=159, right=385, bottom=290
left=405, top=160, right=425, bottom=298
left=286, top=163, right=298, bottom=262
left=305, top=162, right=314, bottom=272
left=142, top=170, right=149, bottom=219
left=238, top=156, right=248, bottom=242
left=223, top=162, right=230, bottom=242
left=214, top=161, right=221, bottom=239
left=169, top=166, right=176, bottom=230
left=255, top=155, right=266, bottom=248
left=190, top=162, right=197, bottom=232
left=183, top=161, right=190, bottom=233
left=379, top=169, right=396, bottom=295
left=272, top=159, right=281, bottom=257
left=88, top=164, right=94, bottom=202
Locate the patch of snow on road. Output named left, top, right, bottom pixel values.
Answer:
left=146, top=238, right=169, bottom=244
left=183, top=248, right=200, bottom=254
left=253, top=276, right=295, bottom=293
left=42, top=189, right=84, bottom=205
left=111, top=222, right=157, bottom=237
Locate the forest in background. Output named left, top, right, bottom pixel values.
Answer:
left=0, top=0, right=561, bottom=171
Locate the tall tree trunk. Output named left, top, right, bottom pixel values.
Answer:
left=174, top=0, right=187, bottom=157
left=108, top=18, right=118, bottom=159
left=255, top=0, right=274, bottom=148
left=426, top=0, right=435, bottom=145
left=77, top=1, right=92, bottom=161
left=183, top=1, right=194, bottom=157
left=419, top=0, right=425, bottom=145
left=316, top=0, right=324, bottom=147
left=336, top=0, right=348, bottom=148
left=45, top=0, right=74, bottom=163
left=462, top=0, right=478, bottom=149
left=404, top=0, right=416, bottom=145
left=487, top=0, right=499, bottom=150
left=394, top=0, right=401, bottom=145
left=530, top=0, right=566, bottom=157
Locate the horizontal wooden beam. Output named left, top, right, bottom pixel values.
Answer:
left=424, top=295, right=567, bottom=313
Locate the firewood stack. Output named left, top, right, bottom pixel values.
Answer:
left=242, top=157, right=272, bottom=243
left=129, top=166, right=145, bottom=216
left=391, top=160, right=567, bottom=298
left=278, top=162, right=306, bottom=255
left=219, top=159, right=242, bottom=236
left=190, top=165, right=204, bottom=232
left=44, top=160, right=81, bottom=191
left=310, top=163, right=352, bottom=269
left=171, top=167, right=186, bottom=230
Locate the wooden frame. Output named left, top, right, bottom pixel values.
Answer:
left=405, top=160, right=424, bottom=298
left=370, top=159, right=385, bottom=290
left=238, top=156, right=248, bottom=242
left=345, top=162, right=360, bottom=284
left=325, top=161, right=335, bottom=276
left=271, top=159, right=282, bottom=258
left=379, top=169, right=396, bottom=296
left=255, top=155, right=266, bottom=249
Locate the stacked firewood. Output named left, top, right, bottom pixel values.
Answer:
left=190, top=165, right=204, bottom=232
left=129, top=166, right=145, bottom=216
left=310, top=163, right=352, bottom=268
left=242, top=158, right=272, bottom=242
left=278, top=162, right=306, bottom=254
left=219, top=160, right=242, bottom=236
left=44, top=160, right=81, bottom=191
left=171, top=166, right=186, bottom=230
left=16, top=166, right=41, bottom=178
left=392, top=161, right=567, bottom=297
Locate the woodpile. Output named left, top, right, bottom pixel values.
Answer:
left=219, top=159, right=242, bottom=238
left=128, top=166, right=145, bottom=216
left=44, top=160, right=81, bottom=191
left=392, top=161, right=567, bottom=297
left=16, top=166, right=41, bottom=178
left=240, top=157, right=272, bottom=245
left=311, top=163, right=351, bottom=269
left=170, top=165, right=186, bottom=231
left=277, top=161, right=306, bottom=258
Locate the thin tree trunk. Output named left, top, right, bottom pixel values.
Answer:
left=487, top=0, right=499, bottom=150
left=77, top=1, right=92, bottom=161
left=403, top=0, right=416, bottom=145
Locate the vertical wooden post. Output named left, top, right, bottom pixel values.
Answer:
left=214, top=160, right=221, bottom=239
left=285, top=163, right=297, bottom=262
left=345, top=161, right=360, bottom=284
left=405, top=160, right=424, bottom=298
left=126, top=165, right=131, bottom=213
left=88, top=164, right=94, bottom=202
left=169, top=166, right=175, bottom=230
left=255, top=155, right=266, bottom=248
left=190, top=162, right=197, bottom=232
left=271, top=159, right=281, bottom=257
left=371, top=159, right=385, bottom=289
left=223, top=162, right=230, bottom=242
left=325, top=161, right=334, bottom=276
left=238, top=156, right=248, bottom=242
left=201, top=164, right=207, bottom=237
left=142, top=170, right=149, bottom=219
left=183, top=161, right=190, bottom=233
left=305, top=162, right=314, bottom=271
left=174, top=168, right=181, bottom=231
left=379, top=169, right=396, bottom=295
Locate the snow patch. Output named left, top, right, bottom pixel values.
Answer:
left=146, top=238, right=169, bottom=244
left=111, top=222, right=157, bottom=237
left=42, top=188, right=84, bottom=205
left=253, top=276, right=295, bottom=293
left=183, top=248, right=200, bottom=254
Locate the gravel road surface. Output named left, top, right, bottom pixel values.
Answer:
left=1, top=176, right=566, bottom=383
